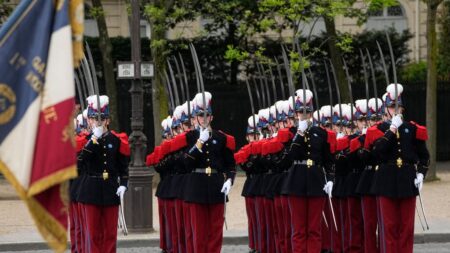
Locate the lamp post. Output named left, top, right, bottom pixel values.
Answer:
left=121, top=0, right=154, bottom=233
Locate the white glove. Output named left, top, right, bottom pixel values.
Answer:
left=362, top=127, right=368, bottom=135
left=414, top=173, right=424, bottom=191
left=323, top=181, right=333, bottom=198
left=297, top=120, right=308, bottom=133
left=337, top=132, right=345, bottom=139
left=198, top=128, right=210, bottom=143
left=390, top=114, right=403, bottom=129
left=92, top=126, right=104, bottom=138
left=116, top=186, right=127, bottom=197
left=221, top=178, right=232, bottom=196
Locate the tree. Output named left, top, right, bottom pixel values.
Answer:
left=438, top=0, right=450, bottom=81
left=90, top=0, right=119, bottom=130
left=0, top=0, right=12, bottom=26
left=425, top=0, right=443, bottom=181
left=144, top=0, right=198, bottom=146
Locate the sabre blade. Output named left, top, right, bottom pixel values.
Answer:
left=385, top=32, right=399, bottom=114
left=365, top=48, right=379, bottom=117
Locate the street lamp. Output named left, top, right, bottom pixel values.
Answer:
left=117, top=0, right=154, bottom=233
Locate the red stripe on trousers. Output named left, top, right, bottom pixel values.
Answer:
left=158, top=198, right=168, bottom=251
left=183, top=201, right=194, bottom=253
left=255, top=196, right=267, bottom=253
left=274, top=196, right=287, bottom=253
left=281, top=195, right=292, bottom=253
left=77, top=203, right=86, bottom=253
left=288, top=196, right=326, bottom=253
left=166, top=199, right=178, bottom=253
left=175, top=199, right=186, bottom=253
left=347, top=197, right=364, bottom=253
left=263, top=198, right=276, bottom=253
left=245, top=197, right=257, bottom=250
left=188, top=202, right=224, bottom=253
left=362, top=196, right=379, bottom=253
left=379, top=196, right=416, bottom=253
left=83, top=204, right=118, bottom=253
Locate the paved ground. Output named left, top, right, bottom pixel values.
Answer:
left=2, top=242, right=450, bottom=253
left=0, top=163, right=450, bottom=250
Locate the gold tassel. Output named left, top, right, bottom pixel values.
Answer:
left=69, top=0, right=84, bottom=67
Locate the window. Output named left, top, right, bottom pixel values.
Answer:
left=366, top=2, right=407, bottom=33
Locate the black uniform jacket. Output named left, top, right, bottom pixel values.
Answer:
left=370, top=121, right=430, bottom=198
left=183, top=129, right=236, bottom=204
left=77, top=131, right=130, bottom=206
left=344, top=133, right=366, bottom=197
left=355, top=133, right=378, bottom=196
left=70, top=132, right=89, bottom=202
left=332, top=135, right=352, bottom=198
left=281, top=126, right=335, bottom=197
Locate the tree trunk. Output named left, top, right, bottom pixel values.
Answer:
left=323, top=16, right=350, bottom=103
left=91, top=0, right=119, bottom=130
left=425, top=0, right=442, bottom=181
left=149, top=0, right=170, bottom=148
left=227, top=22, right=238, bottom=85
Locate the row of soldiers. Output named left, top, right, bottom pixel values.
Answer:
left=70, top=95, right=130, bottom=253
left=236, top=83, right=429, bottom=253
left=146, top=92, right=236, bottom=253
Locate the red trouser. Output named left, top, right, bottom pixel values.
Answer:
left=281, top=196, right=292, bottom=253
left=348, top=197, right=364, bottom=253
left=183, top=201, right=194, bottom=253
left=288, top=196, right=326, bottom=253
left=245, top=197, right=258, bottom=250
left=166, top=199, right=178, bottom=253
left=175, top=199, right=185, bottom=253
left=255, top=196, right=267, bottom=253
left=188, top=202, right=224, bottom=253
left=264, top=198, right=276, bottom=253
left=83, top=204, right=118, bottom=253
left=158, top=198, right=168, bottom=251
left=77, top=203, right=86, bottom=253
left=332, top=198, right=346, bottom=253
left=378, top=196, right=416, bottom=253
left=69, top=203, right=77, bottom=253
left=274, top=196, right=286, bottom=253
left=362, top=196, right=379, bottom=253
left=321, top=199, right=332, bottom=251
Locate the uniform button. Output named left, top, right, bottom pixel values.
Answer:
left=307, top=152, right=310, bottom=155
left=104, top=162, right=107, bottom=165
left=398, top=149, right=401, bottom=152
left=206, top=143, right=209, bottom=146
left=104, top=154, right=106, bottom=157
left=103, top=146, right=106, bottom=148
left=207, top=159, right=210, bottom=162
left=308, top=145, right=311, bottom=147
left=397, top=142, right=400, bottom=145
left=206, top=151, right=209, bottom=154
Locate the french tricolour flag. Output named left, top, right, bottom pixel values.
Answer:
left=0, top=0, right=80, bottom=252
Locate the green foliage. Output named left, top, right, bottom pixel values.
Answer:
left=0, top=0, right=12, bottom=25
left=89, top=6, right=105, bottom=19
left=224, top=45, right=249, bottom=62
left=400, top=61, right=427, bottom=82
left=438, top=1, right=450, bottom=81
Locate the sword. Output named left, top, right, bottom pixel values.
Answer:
left=119, top=192, right=128, bottom=235
left=418, top=191, right=430, bottom=230
left=188, top=43, right=209, bottom=128
left=178, top=53, right=192, bottom=125
left=342, top=57, right=354, bottom=129
left=252, top=77, right=262, bottom=110
left=254, top=64, right=267, bottom=108
left=74, top=71, right=86, bottom=112
left=323, top=169, right=338, bottom=232
left=224, top=193, right=228, bottom=230
left=257, top=62, right=272, bottom=106
left=322, top=211, right=329, bottom=229
left=84, top=42, right=102, bottom=124
left=274, top=57, right=286, bottom=99
left=280, top=44, right=296, bottom=121
left=416, top=205, right=426, bottom=231
left=163, top=69, right=175, bottom=113
left=267, top=63, right=278, bottom=103
left=376, top=40, right=390, bottom=86
left=359, top=49, right=370, bottom=120
left=171, top=56, right=186, bottom=102
left=167, top=59, right=180, bottom=106
left=307, top=68, right=320, bottom=124
left=365, top=48, right=380, bottom=119
left=324, top=60, right=334, bottom=127
left=385, top=32, right=399, bottom=115
left=329, top=59, right=343, bottom=130
left=295, top=39, right=307, bottom=116
left=246, top=79, right=258, bottom=140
